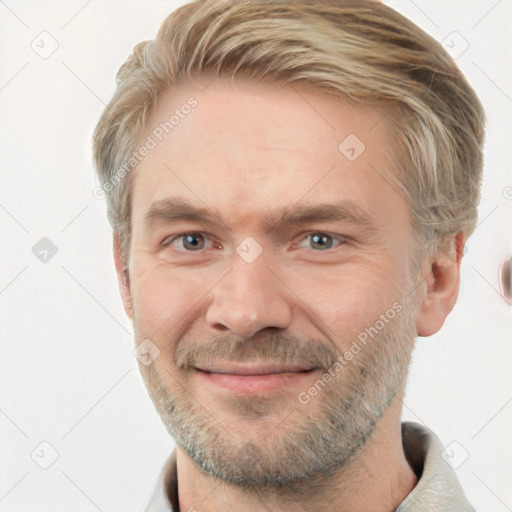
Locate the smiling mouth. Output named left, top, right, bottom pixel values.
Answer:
left=194, top=362, right=317, bottom=375
left=194, top=364, right=318, bottom=394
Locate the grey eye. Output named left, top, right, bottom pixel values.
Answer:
left=309, top=233, right=334, bottom=250
left=181, top=232, right=206, bottom=251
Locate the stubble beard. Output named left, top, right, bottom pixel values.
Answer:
left=136, top=292, right=418, bottom=501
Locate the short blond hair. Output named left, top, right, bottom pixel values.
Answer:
left=92, top=0, right=486, bottom=263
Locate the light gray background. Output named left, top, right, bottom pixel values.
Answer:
left=0, top=0, right=511, bottom=510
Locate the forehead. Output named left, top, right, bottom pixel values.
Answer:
left=130, top=74, right=409, bottom=233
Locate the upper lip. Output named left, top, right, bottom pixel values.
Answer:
left=195, top=362, right=316, bottom=375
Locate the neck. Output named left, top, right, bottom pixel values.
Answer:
left=176, top=395, right=418, bottom=511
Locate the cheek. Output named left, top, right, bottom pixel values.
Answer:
left=130, top=264, right=194, bottom=337
left=290, top=259, right=406, bottom=344
left=130, top=259, right=222, bottom=345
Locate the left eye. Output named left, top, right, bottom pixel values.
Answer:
left=297, top=232, right=345, bottom=251
left=163, top=232, right=212, bottom=251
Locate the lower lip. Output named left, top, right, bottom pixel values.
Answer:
left=196, top=369, right=317, bottom=394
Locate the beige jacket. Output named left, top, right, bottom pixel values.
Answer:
left=144, top=422, right=475, bottom=511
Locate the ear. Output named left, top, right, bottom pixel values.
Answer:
left=113, top=233, right=133, bottom=321
left=415, top=232, right=465, bottom=337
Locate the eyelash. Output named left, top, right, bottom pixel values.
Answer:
left=161, top=231, right=348, bottom=253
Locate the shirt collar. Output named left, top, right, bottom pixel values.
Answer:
left=396, top=422, right=475, bottom=511
left=144, top=421, right=474, bottom=511
left=143, top=448, right=178, bottom=512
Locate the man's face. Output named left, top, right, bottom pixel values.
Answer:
left=124, top=74, right=420, bottom=492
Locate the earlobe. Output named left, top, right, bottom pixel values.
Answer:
left=113, top=234, right=134, bottom=320
left=415, top=233, right=465, bottom=337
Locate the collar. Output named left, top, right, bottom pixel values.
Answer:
left=144, top=422, right=475, bottom=511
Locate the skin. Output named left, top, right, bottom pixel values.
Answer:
left=113, top=73, right=464, bottom=511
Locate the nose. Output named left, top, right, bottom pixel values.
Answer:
left=205, top=252, right=294, bottom=339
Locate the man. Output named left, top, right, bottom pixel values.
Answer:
left=92, top=0, right=485, bottom=510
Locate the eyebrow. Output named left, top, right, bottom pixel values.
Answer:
left=143, top=196, right=380, bottom=236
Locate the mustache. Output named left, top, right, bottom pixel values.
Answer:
left=175, top=334, right=340, bottom=371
